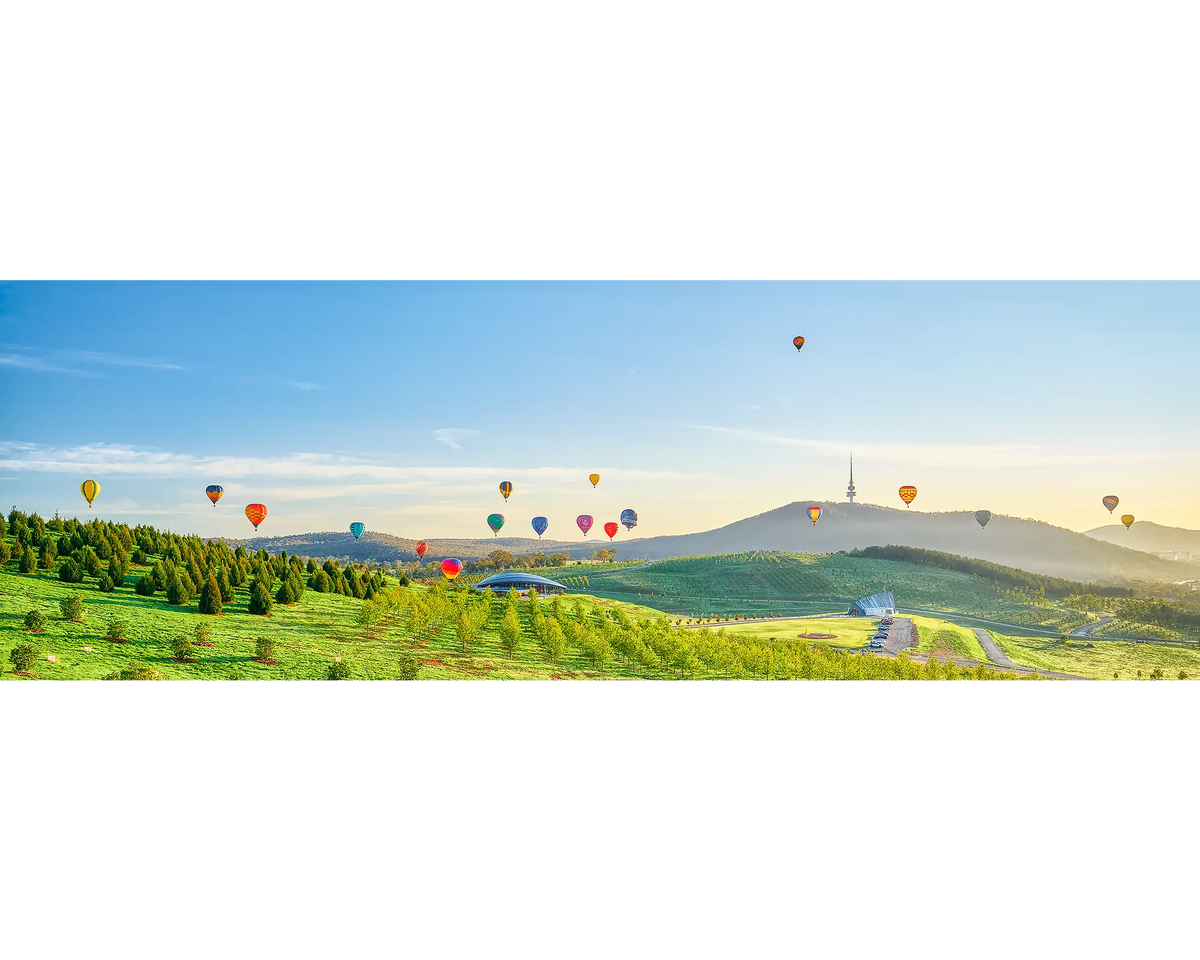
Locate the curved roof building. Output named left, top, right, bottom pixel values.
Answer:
left=848, top=591, right=896, bottom=617
left=474, top=571, right=569, bottom=594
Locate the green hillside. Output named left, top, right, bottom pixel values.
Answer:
left=583, top=551, right=1094, bottom=631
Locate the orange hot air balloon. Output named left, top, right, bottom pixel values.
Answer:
left=806, top=505, right=822, bottom=525
left=415, top=541, right=428, bottom=559
left=898, top=485, right=918, bottom=507
left=80, top=479, right=100, bottom=508
left=1102, top=495, right=1119, bottom=514
left=793, top=336, right=805, bottom=351
left=603, top=521, right=619, bottom=540
left=589, top=473, right=600, bottom=488
left=440, top=558, right=463, bottom=580
left=245, top=503, right=268, bottom=531
left=1121, top=514, right=1135, bottom=530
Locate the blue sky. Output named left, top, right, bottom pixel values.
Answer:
left=1, top=282, right=1197, bottom=538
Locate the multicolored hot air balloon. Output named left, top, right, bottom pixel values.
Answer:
left=80, top=479, right=100, bottom=508
left=806, top=505, right=822, bottom=525
left=898, top=486, right=918, bottom=507
left=350, top=522, right=365, bottom=539
left=1102, top=495, right=1119, bottom=514
left=588, top=473, right=600, bottom=488
left=487, top=513, right=505, bottom=536
left=440, top=558, right=463, bottom=580
left=793, top=336, right=806, bottom=352
left=206, top=484, right=224, bottom=507
left=499, top=481, right=512, bottom=501
left=620, top=508, right=638, bottom=531
left=603, top=522, right=619, bottom=540
left=1121, top=514, right=1135, bottom=530
left=415, top=541, right=428, bottom=559
left=975, top=510, right=991, bottom=529
left=577, top=515, right=594, bottom=536
left=245, top=503, right=267, bottom=531
left=531, top=516, right=548, bottom=538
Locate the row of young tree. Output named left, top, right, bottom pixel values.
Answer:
left=354, top=581, right=1026, bottom=681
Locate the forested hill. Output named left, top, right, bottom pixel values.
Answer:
left=219, top=530, right=584, bottom=563
left=1084, top=521, right=1200, bottom=556
left=596, top=503, right=1200, bottom=585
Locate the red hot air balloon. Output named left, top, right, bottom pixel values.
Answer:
left=898, top=486, right=918, bottom=507
left=245, top=503, right=267, bottom=531
left=415, top=541, right=428, bottom=559
left=440, top=558, right=463, bottom=580
left=577, top=515, right=594, bottom=536
left=603, top=522, right=619, bottom=540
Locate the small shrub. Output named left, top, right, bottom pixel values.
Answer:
left=105, top=662, right=162, bottom=680
left=60, top=594, right=85, bottom=621
left=104, top=618, right=129, bottom=642
left=194, top=623, right=214, bottom=646
left=131, top=548, right=148, bottom=565
left=254, top=636, right=278, bottom=662
left=1178, top=670, right=1188, bottom=680
left=171, top=635, right=194, bottom=662
left=396, top=654, right=421, bottom=680
left=58, top=558, right=85, bottom=583
left=326, top=658, right=352, bottom=680
left=24, top=609, right=47, bottom=632
left=134, top=575, right=156, bottom=596
left=97, top=574, right=115, bottom=593
left=9, top=643, right=38, bottom=672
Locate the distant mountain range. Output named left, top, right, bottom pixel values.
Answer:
left=1084, top=521, right=1200, bottom=557
left=222, top=502, right=1200, bottom=585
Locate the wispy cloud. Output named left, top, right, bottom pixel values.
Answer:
left=0, top=344, right=184, bottom=373
left=0, top=442, right=705, bottom=483
left=289, top=381, right=323, bottom=391
left=432, top=428, right=479, bottom=450
left=682, top=424, right=1185, bottom=467
left=0, top=353, right=100, bottom=377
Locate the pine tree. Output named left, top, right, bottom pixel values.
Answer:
left=18, top=545, right=36, bottom=573
left=38, top=536, right=58, bottom=570
left=248, top=580, right=272, bottom=616
left=216, top=565, right=234, bottom=602
left=198, top=573, right=223, bottom=615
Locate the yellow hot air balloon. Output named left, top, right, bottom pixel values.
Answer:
left=80, top=479, right=100, bottom=508
left=1121, top=514, right=1135, bottom=529
left=589, top=473, right=600, bottom=488
left=898, top=486, right=918, bottom=507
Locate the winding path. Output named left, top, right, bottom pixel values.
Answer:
left=972, top=628, right=1019, bottom=669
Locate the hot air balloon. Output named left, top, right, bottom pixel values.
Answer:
left=603, top=522, right=619, bottom=540
left=245, top=503, right=267, bottom=531
left=806, top=505, right=822, bottom=525
left=415, top=541, right=428, bottom=559
left=206, top=484, right=224, bottom=507
left=1102, top=495, right=1119, bottom=514
left=975, top=510, right=991, bottom=529
left=577, top=515, right=594, bottom=536
left=80, top=479, right=100, bottom=508
left=620, top=508, right=638, bottom=531
left=350, top=522, right=365, bottom=539
left=589, top=473, right=600, bottom=488
left=531, top=516, right=548, bottom=538
left=1121, top=514, right=1135, bottom=530
left=440, top=558, right=463, bottom=580
left=499, top=481, right=512, bottom=501
left=793, top=336, right=805, bottom=352
left=898, top=486, right=918, bottom=507
left=487, top=513, right=505, bottom=536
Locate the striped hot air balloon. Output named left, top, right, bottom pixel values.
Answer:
left=1102, top=495, right=1119, bottom=514
left=245, top=503, right=267, bottom=531
left=206, top=484, right=224, bottom=507
left=499, top=481, right=512, bottom=501
left=898, top=486, right=918, bottom=507
left=350, top=522, right=365, bottom=539
left=80, top=479, right=100, bottom=508
left=806, top=505, right=822, bottom=525
left=440, top=558, right=463, bottom=580
left=415, top=541, right=428, bottom=559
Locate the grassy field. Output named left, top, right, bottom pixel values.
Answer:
left=583, top=552, right=1093, bottom=631
left=0, top=558, right=678, bottom=681
left=701, top=616, right=875, bottom=650
left=991, top=632, right=1200, bottom=680
left=909, top=615, right=989, bottom=663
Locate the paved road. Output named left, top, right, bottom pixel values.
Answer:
left=884, top=617, right=914, bottom=655
left=1071, top=615, right=1114, bottom=637
left=973, top=628, right=1019, bottom=668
